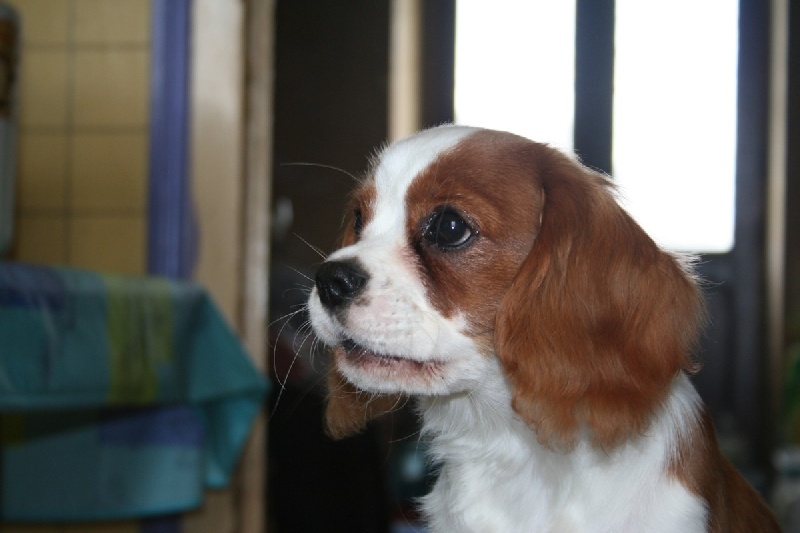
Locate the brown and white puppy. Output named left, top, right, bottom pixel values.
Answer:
left=308, top=125, right=779, bottom=532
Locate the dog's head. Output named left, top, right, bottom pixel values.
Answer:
left=309, top=126, right=703, bottom=447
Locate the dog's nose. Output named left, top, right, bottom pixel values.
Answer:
left=315, top=260, right=368, bottom=310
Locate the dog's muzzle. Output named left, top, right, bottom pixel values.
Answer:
left=315, top=259, right=369, bottom=311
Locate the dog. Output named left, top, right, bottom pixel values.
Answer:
left=308, top=125, right=780, bottom=532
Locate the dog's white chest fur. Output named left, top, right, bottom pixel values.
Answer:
left=418, top=365, right=707, bottom=533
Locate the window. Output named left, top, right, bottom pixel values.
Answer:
left=612, top=0, right=739, bottom=252
left=454, top=0, right=739, bottom=252
left=454, top=0, right=576, bottom=151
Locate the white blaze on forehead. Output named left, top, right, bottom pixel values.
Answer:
left=364, top=125, right=480, bottom=241
left=374, top=125, right=480, bottom=196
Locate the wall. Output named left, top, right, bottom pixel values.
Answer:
left=191, top=0, right=245, bottom=323
left=2, top=0, right=268, bottom=531
left=2, top=2, right=150, bottom=530
left=8, top=0, right=150, bottom=274
left=782, top=0, right=800, bottom=439
left=2, top=0, right=149, bottom=529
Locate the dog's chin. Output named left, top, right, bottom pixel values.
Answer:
left=333, top=338, right=449, bottom=395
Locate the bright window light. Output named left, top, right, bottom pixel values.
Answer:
left=454, top=0, right=576, bottom=151
left=455, top=1, right=738, bottom=253
left=613, top=0, right=739, bottom=252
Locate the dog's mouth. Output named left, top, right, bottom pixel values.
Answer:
left=338, top=338, right=442, bottom=371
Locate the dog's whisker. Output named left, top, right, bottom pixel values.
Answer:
left=302, top=329, right=326, bottom=371
left=270, top=319, right=304, bottom=396
left=293, top=233, right=328, bottom=261
left=269, top=383, right=286, bottom=418
left=280, top=161, right=360, bottom=183
left=285, top=261, right=319, bottom=280
left=280, top=284, right=312, bottom=300
left=268, top=306, right=306, bottom=329
left=291, top=326, right=316, bottom=356
left=387, top=425, right=423, bottom=445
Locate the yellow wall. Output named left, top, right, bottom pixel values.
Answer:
left=5, top=2, right=150, bottom=531
left=1, top=2, right=258, bottom=531
left=8, top=0, right=150, bottom=274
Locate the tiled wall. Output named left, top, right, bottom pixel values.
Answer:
left=7, top=0, right=150, bottom=274
left=1, top=3, right=247, bottom=532
left=3, top=1, right=150, bottom=531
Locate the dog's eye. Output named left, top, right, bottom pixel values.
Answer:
left=423, top=206, right=475, bottom=250
left=353, top=208, right=363, bottom=238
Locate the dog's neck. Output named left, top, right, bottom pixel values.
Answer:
left=416, top=359, right=565, bottom=531
left=418, top=358, right=531, bottom=455
left=415, top=361, right=707, bottom=532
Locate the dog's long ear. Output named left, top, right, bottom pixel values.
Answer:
left=325, top=366, right=404, bottom=439
left=494, top=147, right=704, bottom=449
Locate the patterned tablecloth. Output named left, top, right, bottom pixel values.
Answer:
left=0, top=261, right=268, bottom=521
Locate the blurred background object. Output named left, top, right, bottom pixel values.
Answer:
left=0, top=2, right=18, bottom=256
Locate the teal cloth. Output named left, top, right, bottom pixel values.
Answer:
left=0, top=262, right=268, bottom=521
